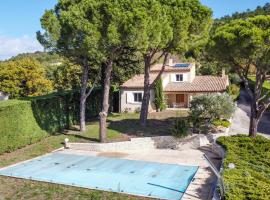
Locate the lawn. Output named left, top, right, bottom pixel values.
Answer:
left=217, top=135, right=270, bottom=200
left=248, top=76, right=270, bottom=89
left=0, top=111, right=183, bottom=200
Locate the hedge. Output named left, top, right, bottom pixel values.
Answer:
left=217, top=135, right=270, bottom=200
left=0, top=88, right=118, bottom=154
left=28, top=89, right=102, bottom=133
left=0, top=100, right=47, bottom=153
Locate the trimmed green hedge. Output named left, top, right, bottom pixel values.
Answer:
left=0, top=88, right=118, bottom=154
left=0, top=100, right=47, bottom=153
left=217, top=135, right=270, bottom=200
left=28, top=89, right=102, bottom=133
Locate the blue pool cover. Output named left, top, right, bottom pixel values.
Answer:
left=0, top=152, right=198, bottom=200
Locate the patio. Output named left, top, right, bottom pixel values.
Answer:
left=165, top=93, right=190, bottom=109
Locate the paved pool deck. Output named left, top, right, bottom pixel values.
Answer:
left=58, top=145, right=218, bottom=200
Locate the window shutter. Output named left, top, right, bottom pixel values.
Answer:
left=126, top=92, right=133, bottom=103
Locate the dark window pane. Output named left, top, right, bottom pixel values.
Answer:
left=134, top=93, right=142, bottom=102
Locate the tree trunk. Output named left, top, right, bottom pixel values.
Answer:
left=140, top=55, right=151, bottom=127
left=249, top=100, right=259, bottom=137
left=80, top=63, right=89, bottom=132
left=99, top=61, right=113, bottom=143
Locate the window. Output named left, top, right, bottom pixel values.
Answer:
left=134, top=93, right=142, bottom=102
left=176, top=74, right=183, bottom=82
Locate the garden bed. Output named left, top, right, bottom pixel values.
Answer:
left=217, top=135, right=270, bottom=200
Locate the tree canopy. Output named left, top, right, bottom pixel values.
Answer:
left=139, top=0, right=212, bottom=126
left=38, top=0, right=153, bottom=136
left=0, top=58, right=53, bottom=98
left=210, top=15, right=270, bottom=136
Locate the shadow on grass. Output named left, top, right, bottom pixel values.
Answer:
left=107, top=117, right=178, bottom=137
left=66, top=133, right=100, bottom=142
left=60, top=129, right=100, bottom=143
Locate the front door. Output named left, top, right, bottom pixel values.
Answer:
left=176, top=94, right=185, bottom=103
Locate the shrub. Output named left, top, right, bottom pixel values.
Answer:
left=0, top=58, right=53, bottom=98
left=217, top=135, right=270, bottom=200
left=0, top=88, right=118, bottom=154
left=212, top=119, right=231, bottom=128
left=227, top=84, right=240, bottom=101
left=171, top=118, right=189, bottom=138
left=229, top=73, right=241, bottom=85
left=0, top=100, right=48, bottom=154
left=189, top=93, right=235, bottom=133
left=154, top=78, right=166, bottom=112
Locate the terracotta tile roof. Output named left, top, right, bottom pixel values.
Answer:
left=150, top=63, right=192, bottom=72
left=121, top=75, right=228, bottom=92
left=164, top=76, right=228, bottom=92
left=121, top=73, right=158, bottom=88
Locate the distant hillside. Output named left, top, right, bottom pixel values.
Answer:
left=10, top=51, right=63, bottom=67
left=9, top=52, right=64, bottom=79
left=214, top=2, right=270, bottom=27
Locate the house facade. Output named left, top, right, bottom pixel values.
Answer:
left=120, top=60, right=229, bottom=112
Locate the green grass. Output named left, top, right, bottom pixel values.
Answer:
left=248, top=76, right=270, bottom=89
left=0, top=111, right=182, bottom=199
left=217, top=135, right=270, bottom=200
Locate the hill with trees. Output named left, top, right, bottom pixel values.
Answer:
left=214, top=2, right=270, bottom=26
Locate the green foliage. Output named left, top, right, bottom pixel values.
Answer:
left=27, top=89, right=107, bottom=133
left=229, top=73, right=241, bottom=85
left=0, top=88, right=119, bottom=154
left=249, top=76, right=270, bottom=90
left=217, top=135, right=270, bottom=200
left=210, top=15, right=270, bottom=76
left=227, top=84, right=240, bottom=101
left=154, top=78, right=166, bottom=111
left=0, top=58, right=53, bottom=98
left=10, top=52, right=64, bottom=80
left=216, top=3, right=270, bottom=24
left=10, top=52, right=63, bottom=66
left=197, top=61, right=221, bottom=75
left=52, top=61, right=82, bottom=91
left=210, top=15, right=270, bottom=136
left=38, top=0, right=148, bottom=69
left=171, top=118, right=189, bottom=138
left=189, top=94, right=235, bottom=133
left=190, top=93, right=235, bottom=121
left=212, top=119, right=231, bottom=128
left=0, top=100, right=48, bottom=154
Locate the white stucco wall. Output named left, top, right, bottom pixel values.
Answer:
left=170, top=72, right=188, bottom=82
left=120, top=89, right=155, bottom=113
left=162, top=73, right=170, bottom=89
left=165, top=63, right=196, bottom=83
left=190, top=63, right=196, bottom=82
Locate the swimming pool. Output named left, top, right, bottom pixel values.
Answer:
left=0, top=152, right=198, bottom=200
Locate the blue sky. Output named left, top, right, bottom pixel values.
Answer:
left=0, top=0, right=269, bottom=60
left=201, top=0, right=270, bottom=18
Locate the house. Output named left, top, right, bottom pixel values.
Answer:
left=119, top=59, right=229, bottom=112
left=0, top=91, right=9, bottom=101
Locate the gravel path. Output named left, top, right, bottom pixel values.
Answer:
left=230, top=89, right=270, bottom=138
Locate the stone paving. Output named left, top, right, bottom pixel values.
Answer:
left=230, top=89, right=270, bottom=139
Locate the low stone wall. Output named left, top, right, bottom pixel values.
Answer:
left=69, top=137, right=156, bottom=152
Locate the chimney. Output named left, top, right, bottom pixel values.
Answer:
left=222, top=68, right=226, bottom=78
left=169, top=58, right=173, bottom=67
